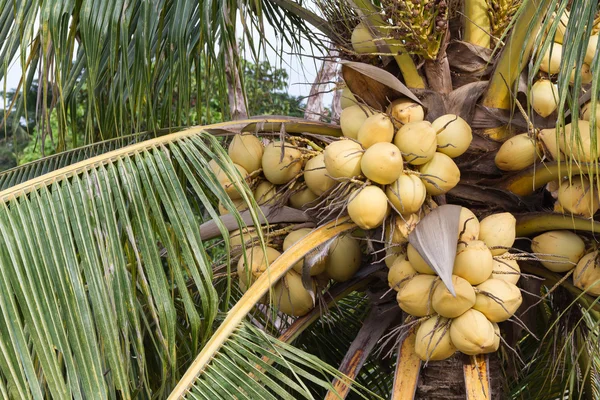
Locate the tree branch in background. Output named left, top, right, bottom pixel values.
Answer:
left=304, top=48, right=340, bottom=121
left=225, top=44, right=249, bottom=120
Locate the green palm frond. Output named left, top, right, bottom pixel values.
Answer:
left=0, top=124, right=264, bottom=399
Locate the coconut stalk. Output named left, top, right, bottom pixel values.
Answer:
left=463, top=354, right=492, bottom=399
left=168, top=219, right=356, bottom=399
left=463, top=0, right=492, bottom=48
left=391, top=331, right=421, bottom=399
left=481, top=0, right=553, bottom=140
left=348, top=0, right=426, bottom=89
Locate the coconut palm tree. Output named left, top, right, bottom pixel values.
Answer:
left=0, top=0, right=600, bottom=399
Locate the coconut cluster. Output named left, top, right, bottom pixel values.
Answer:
left=531, top=230, right=600, bottom=296
left=388, top=209, right=523, bottom=361
left=236, top=227, right=362, bottom=317
left=334, top=94, right=472, bottom=230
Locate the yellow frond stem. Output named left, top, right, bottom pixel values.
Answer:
left=463, top=0, right=491, bottom=48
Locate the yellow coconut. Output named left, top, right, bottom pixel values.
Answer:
left=531, top=80, right=558, bottom=118
left=407, top=243, right=435, bottom=275
left=582, top=102, right=600, bottom=123
left=230, top=227, right=259, bottom=249
left=388, top=258, right=418, bottom=291
left=385, top=246, right=407, bottom=268
left=531, top=230, right=585, bottom=272
left=414, top=316, right=456, bottom=361
left=283, top=228, right=327, bottom=276
left=538, top=128, right=562, bottom=160
left=304, top=153, right=337, bottom=195
left=394, top=121, right=437, bottom=165
left=340, top=86, right=358, bottom=109
left=385, top=214, right=420, bottom=245
left=495, top=133, right=541, bottom=171
left=272, top=271, right=316, bottom=317
left=557, top=121, right=600, bottom=162
left=357, top=113, right=395, bottom=149
left=550, top=10, right=569, bottom=44
left=209, top=160, right=249, bottom=199
left=347, top=186, right=389, bottom=229
left=228, top=133, right=264, bottom=173
left=458, top=207, right=480, bottom=242
left=237, top=246, right=281, bottom=287
left=387, top=99, right=425, bottom=125
left=385, top=173, right=426, bottom=214
left=573, top=251, right=600, bottom=296
left=289, top=188, right=319, bottom=209
left=540, top=43, right=562, bottom=74
left=218, top=198, right=248, bottom=215
left=418, top=152, right=461, bottom=195
left=326, top=234, right=363, bottom=282
left=432, top=114, right=473, bottom=158
left=360, top=142, right=403, bottom=184
left=431, top=275, right=476, bottom=318
left=585, top=35, right=599, bottom=65
left=570, top=63, right=593, bottom=85
left=474, top=279, right=522, bottom=322
left=323, top=139, right=364, bottom=178
left=396, top=274, right=437, bottom=317
left=254, top=180, right=277, bottom=205
left=479, top=213, right=517, bottom=256
left=262, top=141, right=303, bottom=185
left=557, top=177, right=599, bottom=218
left=351, top=22, right=378, bottom=54
left=449, top=309, right=496, bottom=355
left=482, top=322, right=501, bottom=354
left=491, top=258, right=521, bottom=285
left=340, top=105, right=372, bottom=139
left=453, top=240, right=494, bottom=285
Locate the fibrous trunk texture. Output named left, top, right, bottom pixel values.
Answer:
left=225, top=43, right=248, bottom=120
left=304, top=49, right=339, bottom=121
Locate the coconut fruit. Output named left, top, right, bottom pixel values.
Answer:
left=557, top=121, right=600, bottom=162
left=386, top=173, right=426, bottom=214
left=407, top=243, right=435, bottom=275
left=479, top=213, right=516, bottom=256
left=458, top=207, right=480, bottom=242
left=284, top=228, right=327, bottom=276
left=531, top=230, right=585, bottom=272
left=351, top=22, right=378, bottom=54
left=432, top=114, right=473, bottom=158
left=357, top=113, right=395, bottom=149
left=491, top=258, right=521, bottom=285
left=431, top=275, right=476, bottom=318
left=531, top=80, right=558, bottom=117
left=254, top=180, right=277, bottom=205
left=304, top=154, right=336, bottom=195
left=449, top=309, right=496, bottom=355
left=340, top=86, right=358, bottom=109
left=230, top=227, right=259, bottom=249
left=396, top=274, right=437, bottom=317
left=237, top=246, right=281, bottom=287
left=388, top=258, right=418, bottom=290
left=394, top=121, right=437, bottom=165
left=585, top=35, right=599, bottom=65
left=570, top=63, right=593, bottom=85
left=218, top=199, right=248, bottom=215
left=326, top=234, right=362, bottom=282
left=557, top=178, right=599, bottom=218
left=323, top=139, right=363, bottom=178
left=453, top=241, right=494, bottom=285
left=540, top=43, right=562, bottom=74
left=272, top=271, right=316, bottom=317
left=385, top=246, right=406, bottom=268
left=347, top=186, right=389, bottom=229
left=573, top=251, right=600, bottom=296
left=228, top=133, right=264, bottom=173
left=582, top=102, right=600, bottom=123
left=495, top=133, right=541, bottom=171
left=385, top=214, right=419, bottom=245
left=340, top=105, right=372, bottom=139
left=483, top=323, right=501, bottom=354
left=474, top=279, right=522, bottom=322
left=418, top=152, right=461, bottom=195
left=414, top=316, right=456, bottom=361
left=360, top=142, right=403, bottom=184
left=538, top=128, right=562, bottom=160
left=209, top=160, right=249, bottom=199
left=387, top=99, right=425, bottom=125
left=289, top=188, right=318, bottom=209
left=262, top=142, right=303, bottom=185
left=550, top=10, right=569, bottom=44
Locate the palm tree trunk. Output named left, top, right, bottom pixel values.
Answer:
left=304, top=49, right=339, bottom=121
left=225, top=44, right=248, bottom=120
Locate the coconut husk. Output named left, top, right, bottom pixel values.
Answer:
left=408, top=204, right=461, bottom=295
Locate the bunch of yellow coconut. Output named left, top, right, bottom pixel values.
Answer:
left=388, top=209, right=523, bottom=361
left=333, top=97, right=472, bottom=230
left=531, top=230, right=600, bottom=296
